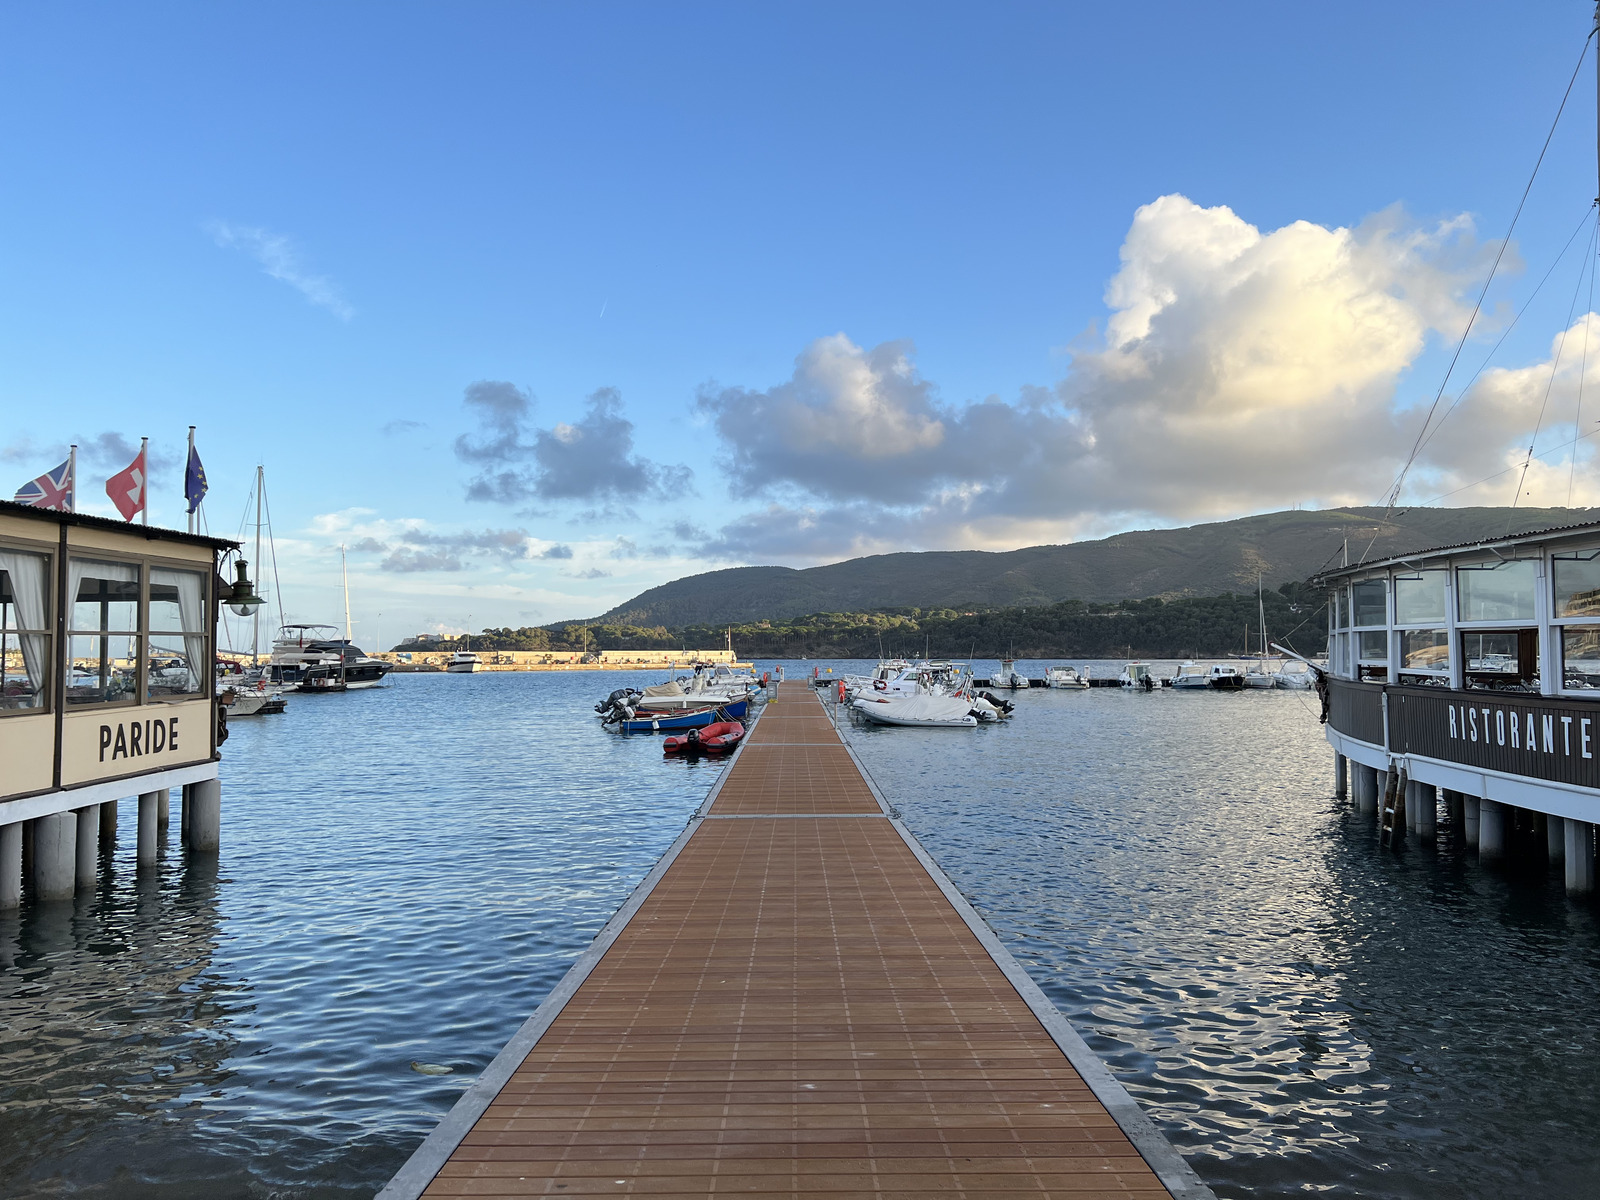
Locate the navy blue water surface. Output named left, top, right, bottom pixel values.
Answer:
left=1, top=662, right=1597, bottom=1198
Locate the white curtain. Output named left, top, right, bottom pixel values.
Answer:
left=0, top=549, right=48, bottom=703
left=68, top=558, right=139, bottom=697
left=152, top=567, right=206, bottom=692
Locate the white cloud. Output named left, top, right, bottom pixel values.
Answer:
left=207, top=221, right=354, bottom=320
left=692, top=193, right=1508, bottom=562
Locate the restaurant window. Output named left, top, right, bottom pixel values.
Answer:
left=67, top=559, right=141, bottom=706
left=1394, top=571, right=1447, bottom=625
left=1462, top=628, right=1539, bottom=691
left=148, top=568, right=207, bottom=699
left=1333, top=587, right=1350, bottom=629
left=1554, top=549, right=1600, bottom=690
left=1457, top=560, right=1538, bottom=622
left=1562, top=626, right=1600, bottom=690
left=0, top=547, right=52, bottom=712
left=1357, top=629, right=1389, bottom=682
left=1398, top=628, right=1449, bottom=685
left=1352, top=580, right=1387, bottom=627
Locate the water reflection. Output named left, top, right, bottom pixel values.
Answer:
left=843, top=662, right=1600, bottom=1199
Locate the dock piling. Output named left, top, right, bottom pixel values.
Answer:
left=136, top=792, right=160, bottom=867
left=1414, top=783, right=1436, bottom=838
left=0, top=823, right=19, bottom=910
left=155, top=788, right=170, bottom=839
left=1354, top=763, right=1378, bottom=814
left=31, top=812, right=76, bottom=901
left=187, top=779, right=220, bottom=854
left=1335, top=754, right=1347, bottom=798
left=1566, top=820, right=1595, bottom=894
left=1549, top=815, right=1566, bottom=864
left=98, top=799, right=117, bottom=850
left=1464, top=795, right=1480, bottom=847
left=1479, top=799, right=1506, bottom=862
left=74, top=806, right=97, bottom=890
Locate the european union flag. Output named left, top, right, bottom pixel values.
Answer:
left=185, top=443, right=208, bottom=514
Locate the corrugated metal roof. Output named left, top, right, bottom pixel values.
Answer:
left=0, top=498, right=240, bottom=551
left=1316, top=516, right=1600, bottom=583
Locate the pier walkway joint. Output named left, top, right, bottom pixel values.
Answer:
left=381, top=688, right=1212, bottom=1199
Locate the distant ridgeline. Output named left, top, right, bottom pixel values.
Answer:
left=395, top=582, right=1328, bottom=660
left=593, top=506, right=1593, bottom=628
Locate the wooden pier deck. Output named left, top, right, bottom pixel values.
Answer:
left=381, top=688, right=1212, bottom=1199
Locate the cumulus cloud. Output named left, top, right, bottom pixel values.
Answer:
left=454, top=383, right=691, bottom=505
left=207, top=221, right=354, bottom=319
left=539, top=543, right=574, bottom=559
left=694, top=194, right=1510, bottom=561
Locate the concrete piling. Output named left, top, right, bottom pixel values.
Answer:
left=187, top=779, right=220, bottom=855
left=1479, top=799, right=1506, bottom=862
left=74, top=806, right=98, bottom=890
left=1465, top=796, right=1480, bottom=847
left=1335, top=754, right=1348, bottom=799
left=0, top=823, right=20, bottom=910
left=156, top=788, right=170, bottom=839
left=1566, top=820, right=1595, bottom=895
left=1355, top=764, right=1378, bottom=814
left=1549, top=815, right=1566, bottom=863
left=1414, top=783, right=1436, bottom=838
left=180, top=784, right=191, bottom=846
left=98, top=799, right=117, bottom=849
left=137, top=792, right=160, bottom=868
left=31, top=813, right=76, bottom=901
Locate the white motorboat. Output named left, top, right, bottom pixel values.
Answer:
left=265, top=624, right=394, bottom=691
left=1274, top=660, right=1319, bottom=690
left=1171, top=661, right=1210, bottom=690
left=627, top=665, right=754, bottom=712
left=1242, top=662, right=1277, bottom=689
left=447, top=651, right=482, bottom=673
left=852, top=692, right=978, bottom=728
left=990, top=657, right=1030, bottom=689
left=1043, top=665, right=1088, bottom=689
left=1119, top=661, right=1156, bottom=689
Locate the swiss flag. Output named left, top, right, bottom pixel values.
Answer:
left=106, top=444, right=147, bottom=521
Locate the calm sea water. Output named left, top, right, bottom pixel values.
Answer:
left=1, top=662, right=1597, bottom=1198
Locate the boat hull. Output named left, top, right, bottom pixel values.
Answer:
left=615, top=699, right=749, bottom=732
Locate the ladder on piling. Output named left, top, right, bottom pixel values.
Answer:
left=1379, top=762, right=1407, bottom=845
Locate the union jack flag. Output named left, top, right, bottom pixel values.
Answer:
left=13, top=458, right=73, bottom=511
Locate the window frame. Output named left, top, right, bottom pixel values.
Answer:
left=0, top=535, right=56, bottom=718
left=1551, top=546, right=1600, bottom=694
left=63, top=548, right=213, bottom=709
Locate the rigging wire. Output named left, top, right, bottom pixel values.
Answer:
left=1571, top=208, right=1599, bottom=506
left=1420, top=416, right=1600, bottom=506
left=1405, top=200, right=1598, bottom=465
left=260, top=471, right=287, bottom=635
left=1369, top=28, right=1596, bottom=546
left=1507, top=211, right=1598, bottom=523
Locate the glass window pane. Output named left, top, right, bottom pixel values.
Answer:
left=1352, top=581, right=1387, bottom=627
left=0, top=547, right=52, bottom=709
left=150, top=569, right=206, bottom=632
left=67, top=633, right=139, bottom=704
left=147, top=633, right=202, bottom=697
left=1563, top=626, right=1600, bottom=689
left=1334, top=588, right=1349, bottom=628
left=1395, top=572, right=1447, bottom=625
left=1462, top=631, right=1518, bottom=671
left=1400, top=628, right=1449, bottom=670
left=1358, top=630, right=1388, bottom=661
left=70, top=560, right=140, bottom=633
left=1553, top=552, right=1600, bottom=617
left=1457, top=560, right=1537, bottom=622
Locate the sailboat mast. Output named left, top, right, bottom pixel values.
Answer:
left=1258, top=576, right=1267, bottom=657
left=252, top=465, right=263, bottom=665
left=341, top=545, right=352, bottom=645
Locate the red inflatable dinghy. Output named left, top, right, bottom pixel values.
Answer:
left=663, top=720, right=745, bottom=754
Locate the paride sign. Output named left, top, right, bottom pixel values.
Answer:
left=1387, top=687, right=1600, bottom=790
left=98, top=716, right=181, bottom=763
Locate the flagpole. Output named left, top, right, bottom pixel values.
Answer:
left=186, top=426, right=196, bottom=534
left=67, top=444, right=76, bottom=513
left=140, top=437, right=148, bottom=526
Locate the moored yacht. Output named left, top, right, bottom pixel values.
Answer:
left=264, top=624, right=394, bottom=691
left=447, top=651, right=482, bottom=673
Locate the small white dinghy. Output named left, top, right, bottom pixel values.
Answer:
left=852, top=693, right=978, bottom=728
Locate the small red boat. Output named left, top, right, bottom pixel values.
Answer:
left=663, top=720, right=745, bottom=755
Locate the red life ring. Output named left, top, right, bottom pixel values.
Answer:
left=873, top=679, right=888, bottom=692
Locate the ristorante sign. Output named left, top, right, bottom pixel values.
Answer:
left=1386, top=686, right=1600, bottom=790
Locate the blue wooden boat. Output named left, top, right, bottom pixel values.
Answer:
left=613, top=699, right=748, bottom=733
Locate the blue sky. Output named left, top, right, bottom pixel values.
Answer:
left=4, top=2, right=1599, bottom=646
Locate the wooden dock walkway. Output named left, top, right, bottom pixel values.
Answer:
left=380, top=688, right=1213, bottom=1199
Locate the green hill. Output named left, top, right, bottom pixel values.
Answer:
left=596, top=506, right=1593, bottom=626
